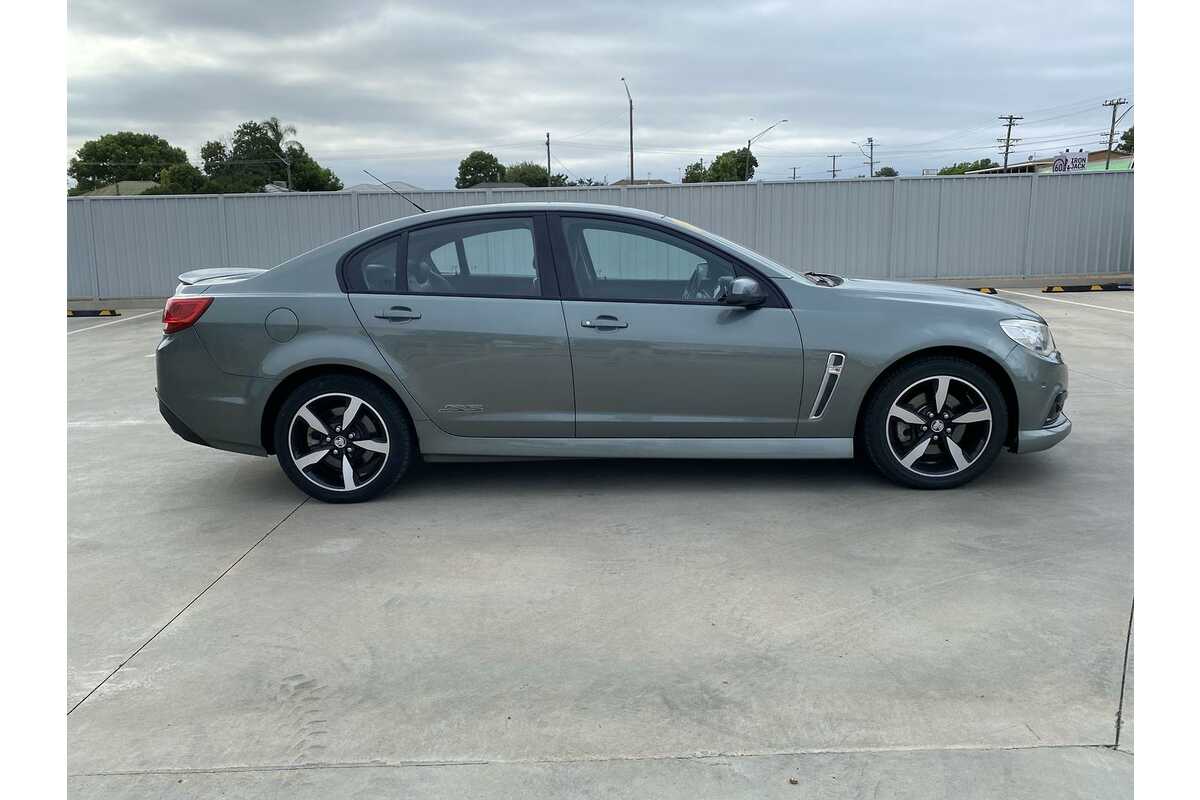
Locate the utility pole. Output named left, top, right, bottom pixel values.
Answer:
left=827, top=154, right=840, bottom=179
left=997, top=114, right=1023, bottom=169
left=546, top=132, right=551, bottom=186
left=855, top=137, right=875, bottom=176
left=621, top=77, right=634, bottom=183
left=1103, top=98, right=1129, bottom=169
left=791, top=166, right=799, bottom=181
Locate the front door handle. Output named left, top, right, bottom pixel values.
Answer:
left=375, top=306, right=422, bottom=322
left=581, top=315, right=628, bottom=330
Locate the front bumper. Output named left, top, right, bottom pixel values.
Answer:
left=1016, top=412, right=1072, bottom=453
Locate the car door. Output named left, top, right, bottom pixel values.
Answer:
left=347, top=213, right=574, bottom=437
left=549, top=213, right=805, bottom=438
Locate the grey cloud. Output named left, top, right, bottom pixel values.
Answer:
left=68, top=0, right=1132, bottom=187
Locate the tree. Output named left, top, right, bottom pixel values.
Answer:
left=1118, top=126, right=1133, bottom=154
left=68, top=132, right=189, bottom=193
left=200, top=118, right=341, bottom=192
left=143, top=163, right=207, bottom=195
left=681, top=159, right=708, bottom=183
left=707, top=148, right=757, bottom=182
left=938, top=158, right=997, bottom=175
left=874, top=166, right=899, bottom=177
left=567, top=177, right=607, bottom=186
left=456, top=150, right=505, bottom=188
left=503, top=161, right=567, bottom=187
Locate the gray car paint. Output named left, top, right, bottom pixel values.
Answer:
left=157, top=202, right=1069, bottom=461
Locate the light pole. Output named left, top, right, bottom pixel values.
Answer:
left=620, top=77, right=634, bottom=183
left=746, top=119, right=787, bottom=180
left=853, top=137, right=875, bottom=177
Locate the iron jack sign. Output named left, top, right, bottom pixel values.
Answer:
left=1052, top=151, right=1089, bottom=173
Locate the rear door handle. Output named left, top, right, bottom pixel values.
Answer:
left=375, top=306, right=422, bottom=322
left=581, top=315, right=628, bottom=330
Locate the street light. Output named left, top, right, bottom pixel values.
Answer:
left=620, top=77, right=634, bottom=183
left=746, top=119, right=787, bottom=180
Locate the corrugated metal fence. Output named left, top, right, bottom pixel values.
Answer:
left=67, top=171, right=1133, bottom=300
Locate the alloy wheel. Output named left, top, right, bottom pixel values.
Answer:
left=288, top=392, right=390, bottom=492
left=885, top=375, right=993, bottom=477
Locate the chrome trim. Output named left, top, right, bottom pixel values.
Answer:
left=809, top=352, right=846, bottom=419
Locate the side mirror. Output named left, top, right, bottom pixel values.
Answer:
left=721, top=276, right=768, bottom=307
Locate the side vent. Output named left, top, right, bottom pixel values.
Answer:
left=809, top=352, right=846, bottom=419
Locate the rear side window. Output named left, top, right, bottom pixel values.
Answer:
left=343, top=237, right=400, bottom=293
left=405, top=218, right=540, bottom=297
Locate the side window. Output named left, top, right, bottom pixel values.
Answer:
left=343, top=237, right=400, bottom=293
left=406, top=218, right=540, bottom=297
left=560, top=217, right=736, bottom=302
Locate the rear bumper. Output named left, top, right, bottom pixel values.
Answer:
left=1016, top=413, right=1072, bottom=453
left=158, top=395, right=208, bottom=447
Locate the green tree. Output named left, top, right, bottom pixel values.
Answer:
left=503, top=161, right=567, bottom=187
left=874, top=166, right=899, bottom=177
left=567, top=177, right=607, bottom=186
left=67, top=132, right=189, bottom=193
left=706, top=148, right=757, bottom=182
left=1118, top=126, right=1133, bottom=154
left=681, top=159, right=708, bottom=183
left=456, top=150, right=505, bottom=188
left=938, top=158, right=997, bottom=175
left=200, top=118, right=341, bottom=192
left=143, top=162, right=207, bottom=195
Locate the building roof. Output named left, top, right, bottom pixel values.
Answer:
left=79, top=180, right=159, bottom=196
left=344, top=179, right=425, bottom=193
left=610, top=178, right=672, bottom=186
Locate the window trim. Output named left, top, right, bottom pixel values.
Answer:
left=337, top=211, right=560, bottom=300
left=546, top=211, right=789, bottom=309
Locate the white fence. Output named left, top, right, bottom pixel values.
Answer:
left=66, top=171, right=1133, bottom=300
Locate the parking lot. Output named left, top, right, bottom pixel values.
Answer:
left=66, top=288, right=1133, bottom=798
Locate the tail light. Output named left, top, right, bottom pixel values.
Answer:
left=162, top=296, right=213, bottom=334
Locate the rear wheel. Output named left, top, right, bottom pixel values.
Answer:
left=273, top=375, right=414, bottom=503
left=862, top=357, right=1008, bottom=489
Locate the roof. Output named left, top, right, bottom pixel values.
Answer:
left=343, top=179, right=425, bottom=193
left=79, top=180, right=159, bottom=196
left=611, top=178, right=671, bottom=186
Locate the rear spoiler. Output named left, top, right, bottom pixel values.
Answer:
left=177, top=267, right=267, bottom=286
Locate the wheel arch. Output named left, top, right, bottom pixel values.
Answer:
left=854, top=346, right=1020, bottom=451
left=260, top=364, right=419, bottom=455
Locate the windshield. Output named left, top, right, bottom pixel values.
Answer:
left=664, top=217, right=805, bottom=280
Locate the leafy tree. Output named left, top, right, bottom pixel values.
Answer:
left=938, top=158, right=998, bottom=175
left=67, top=132, right=189, bottom=193
left=1118, top=126, right=1133, bottom=154
left=503, top=161, right=567, bottom=187
left=567, top=177, right=607, bottom=186
left=143, top=163, right=207, bottom=195
left=707, top=148, right=757, bottom=182
left=874, top=166, right=899, bottom=177
left=200, top=118, right=341, bottom=192
left=681, top=160, right=708, bottom=183
left=456, top=150, right=505, bottom=188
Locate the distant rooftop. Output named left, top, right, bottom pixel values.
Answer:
left=344, top=179, right=426, bottom=193
left=79, top=180, right=159, bottom=196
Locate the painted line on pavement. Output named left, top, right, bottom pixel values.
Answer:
left=67, top=309, right=160, bottom=336
left=998, top=290, right=1134, bottom=316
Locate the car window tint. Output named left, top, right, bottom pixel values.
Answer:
left=560, top=217, right=736, bottom=303
left=344, top=237, right=400, bottom=293
left=406, top=218, right=540, bottom=297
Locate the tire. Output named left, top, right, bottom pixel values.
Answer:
left=273, top=374, right=415, bottom=503
left=862, top=357, right=1008, bottom=490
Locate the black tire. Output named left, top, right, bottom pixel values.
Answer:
left=273, top=374, right=415, bottom=503
left=862, top=356, right=1008, bottom=490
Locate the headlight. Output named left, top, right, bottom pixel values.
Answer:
left=1000, top=319, right=1057, bottom=357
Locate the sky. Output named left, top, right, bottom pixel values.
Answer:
left=67, top=0, right=1133, bottom=189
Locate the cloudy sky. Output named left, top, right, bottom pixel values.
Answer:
left=67, top=0, right=1133, bottom=189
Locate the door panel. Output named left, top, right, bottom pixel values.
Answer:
left=562, top=301, right=805, bottom=437
left=351, top=294, right=574, bottom=437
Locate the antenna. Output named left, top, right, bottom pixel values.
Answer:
left=361, top=169, right=427, bottom=213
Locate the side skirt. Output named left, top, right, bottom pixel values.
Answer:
left=414, top=421, right=853, bottom=461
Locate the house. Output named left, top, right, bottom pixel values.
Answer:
left=965, top=148, right=1133, bottom=175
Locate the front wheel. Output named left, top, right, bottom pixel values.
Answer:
left=862, top=357, right=1008, bottom=489
left=273, top=375, right=414, bottom=503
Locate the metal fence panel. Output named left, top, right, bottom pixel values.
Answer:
left=67, top=173, right=1133, bottom=299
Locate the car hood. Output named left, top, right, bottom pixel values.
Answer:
left=785, top=276, right=1043, bottom=321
